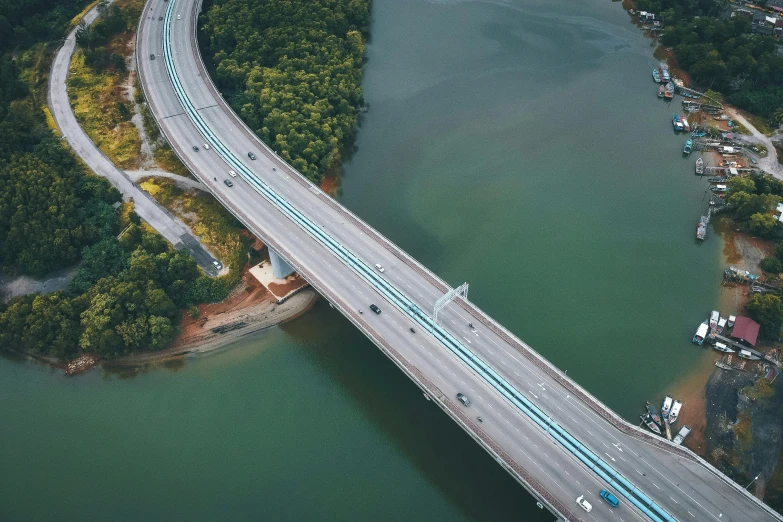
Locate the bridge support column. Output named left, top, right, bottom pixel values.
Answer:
left=269, top=249, right=295, bottom=279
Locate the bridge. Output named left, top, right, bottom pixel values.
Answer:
left=136, top=0, right=781, bottom=520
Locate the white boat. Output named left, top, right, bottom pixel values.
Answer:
left=717, top=317, right=727, bottom=334
left=661, top=396, right=673, bottom=419
left=709, top=310, right=720, bottom=329
left=738, top=349, right=760, bottom=361
left=669, top=400, right=682, bottom=424
left=695, top=157, right=704, bottom=175
left=713, top=342, right=735, bottom=354
left=727, top=315, right=736, bottom=328
left=673, top=425, right=691, bottom=445
left=693, top=322, right=709, bottom=345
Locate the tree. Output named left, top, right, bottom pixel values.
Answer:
left=728, top=176, right=756, bottom=195
left=748, top=212, right=778, bottom=237
left=745, top=293, right=783, bottom=340
left=760, top=257, right=783, bottom=274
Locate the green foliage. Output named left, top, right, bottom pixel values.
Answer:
left=655, top=8, right=783, bottom=119
left=0, top=0, right=92, bottom=52
left=748, top=212, right=778, bottom=237
left=201, top=0, right=370, bottom=183
left=745, top=293, right=783, bottom=340
left=760, top=257, right=783, bottom=274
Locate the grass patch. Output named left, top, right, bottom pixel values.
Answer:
left=138, top=177, right=249, bottom=287
left=41, top=105, right=60, bottom=136
left=743, top=378, right=775, bottom=407
left=67, top=49, right=140, bottom=169
left=747, top=114, right=778, bottom=137
left=735, top=410, right=753, bottom=451
left=731, top=120, right=750, bottom=135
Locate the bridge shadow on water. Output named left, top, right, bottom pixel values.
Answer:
left=282, top=299, right=555, bottom=522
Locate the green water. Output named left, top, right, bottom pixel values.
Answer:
left=1, top=0, right=722, bottom=520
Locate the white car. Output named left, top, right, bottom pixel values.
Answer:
left=228, top=170, right=236, bottom=178
left=176, top=14, right=181, bottom=20
left=204, top=144, right=210, bottom=150
left=576, top=495, right=592, bottom=513
left=375, top=263, right=385, bottom=273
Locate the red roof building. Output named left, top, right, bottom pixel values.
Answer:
left=730, top=316, right=760, bottom=347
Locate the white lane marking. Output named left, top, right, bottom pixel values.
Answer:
left=653, top=482, right=660, bottom=489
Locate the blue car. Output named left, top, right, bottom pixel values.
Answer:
left=600, top=490, right=620, bottom=508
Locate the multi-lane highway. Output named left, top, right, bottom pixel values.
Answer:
left=135, top=0, right=781, bottom=520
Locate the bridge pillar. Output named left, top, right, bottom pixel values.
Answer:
left=269, top=249, right=295, bottom=279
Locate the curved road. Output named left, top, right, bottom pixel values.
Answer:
left=136, top=0, right=780, bottom=520
left=47, top=4, right=222, bottom=276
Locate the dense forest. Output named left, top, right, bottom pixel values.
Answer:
left=636, top=0, right=783, bottom=121
left=200, top=0, right=371, bottom=183
left=0, top=0, right=225, bottom=360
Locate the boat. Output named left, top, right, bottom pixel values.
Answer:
left=672, top=114, right=683, bottom=131
left=697, top=217, right=708, bottom=241
left=710, top=185, right=727, bottom=193
left=710, top=310, right=720, bottom=329
left=695, top=157, right=704, bottom=175
left=664, top=82, right=674, bottom=100
left=707, top=177, right=727, bottom=183
left=661, top=396, right=673, bottom=420
left=646, top=401, right=662, bottom=426
left=692, top=130, right=706, bottom=137
left=661, top=67, right=671, bottom=82
left=673, top=425, right=691, bottom=445
left=717, top=317, right=727, bottom=334
left=669, top=400, right=682, bottom=424
left=713, top=342, right=736, bottom=354
left=681, top=116, right=690, bottom=131
left=715, top=361, right=734, bottom=371
left=641, top=414, right=662, bottom=435
left=693, top=321, right=709, bottom=344
left=653, top=69, right=661, bottom=83
left=728, top=315, right=736, bottom=328
left=658, top=85, right=665, bottom=98
left=683, top=139, right=693, bottom=155
left=629, top=8, right=635, bottom=15
left=738, top=349, right=761, bottom=361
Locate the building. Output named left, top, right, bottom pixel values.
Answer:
left=730, top=316, right=760, bottom=347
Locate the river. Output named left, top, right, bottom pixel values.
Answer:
left=0, top=0, right=723, bottom=520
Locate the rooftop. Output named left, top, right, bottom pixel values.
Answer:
left=731, top=316, right=760, bottom=347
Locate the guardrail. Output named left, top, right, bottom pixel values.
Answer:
left=160, top=1, right=676, bottom=520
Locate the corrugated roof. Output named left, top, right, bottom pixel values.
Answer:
left=731, top=316, right=760, bottom=346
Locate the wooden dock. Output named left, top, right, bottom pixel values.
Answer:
left=709, top=334, right=780, bottom=367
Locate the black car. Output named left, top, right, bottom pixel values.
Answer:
left=224, top=179, right=234, bottom=187
left=158, top=16, right=163, bottom=21
left=369, top=304, right=381, bottom=314
left=149, top=54, right=155, bottom=60
left=248, top=152, right=256, bottom=160
left=192, top=146, right=199, bottom=152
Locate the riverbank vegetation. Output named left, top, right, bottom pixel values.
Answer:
left=69, top=0, right=143, bottom=169
left=0, top=0, right=229, bottom=361
left=725, top=174, right=782, bottom=238
left=637, top=0, right=783, bottom=124
left=200, top=0, right=371, bottom=184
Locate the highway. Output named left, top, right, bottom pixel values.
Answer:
left=136, top=0, right=781, bottom=520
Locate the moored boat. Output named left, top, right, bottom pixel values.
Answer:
left=710, top=310, right=720, bottom=329
left=646, top=401, right=662, bottom=426
left=661, top=396, right=673, bottom=419
left=693, top=321, right=709, bottom=344
left=664, top=82, right=674, bottom=100
left=714, top=342, right=735, bottom=354
left=669, top=400, right=682, bottom=424
left=658, top=85, right=665, bottom=98
left=641, top=414, right=662, bottom=435
left=681, top=116, right=690, bottom=131
left=672, top=114, right=683, bottom=131
left=695, top=157, right=704, bottom=175
left=728, top=315, right=736, bottom=328
left=673, top=425, right=691, bottom=445
left=738, top=349, right=761, bottom=361
left=661, top=67, right=670, bottom=82
left=653, top=69, right=661, bottom=83
left=697, top=217, right=708, bottom=241
left=683, top=139, right=693, bottom=155
left=717, top=317, right=727, bottom=334
left=707, top=177, right=727, bottom=183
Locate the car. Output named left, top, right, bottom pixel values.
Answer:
left=149, top=54, right=155, bottom=60
left=203, top=144, right=210, bottom=150
left=176, top=14, right=181, bottom=20
left=228, top=170, right=237, bottom=178
left=248, top=152, right=256, bottom=160
left=158, top=16, right=163, bottom=21
left=224, top=179, right=233, bottom=187
left=369, top=304, right=381, bottom=314
left=600, top=490, right=619, bottom=508
left=192, top=146, right=199, bottom=152
left=456, top=393, right=471, bottom=406
left=212, top=261, right=222, bottom=270
left=576, top=495, right=592, bottom=512
left=375, top=263, right=385, bottom=273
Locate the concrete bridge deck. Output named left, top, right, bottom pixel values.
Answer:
left=134, top=0, right=782, bottom=520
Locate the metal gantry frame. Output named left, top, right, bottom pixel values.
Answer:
left=434, top=282, right=469, bottom=324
